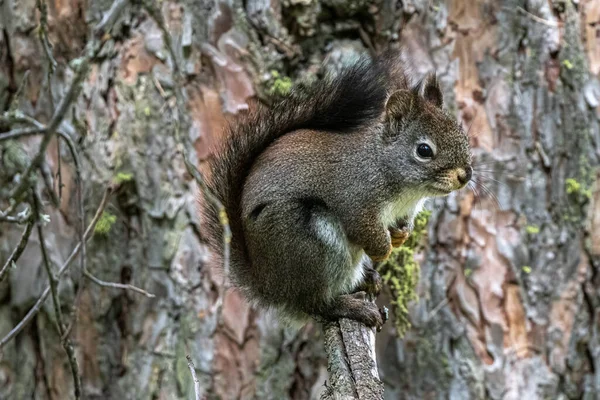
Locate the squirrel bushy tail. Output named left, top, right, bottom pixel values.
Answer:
left=201, top=51, right=403, bottom=286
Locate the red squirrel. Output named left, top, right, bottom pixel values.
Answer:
left=201, top=50, right=472, bottom=329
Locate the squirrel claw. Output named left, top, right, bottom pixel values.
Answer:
left=376, top=306, right=389, bottom=332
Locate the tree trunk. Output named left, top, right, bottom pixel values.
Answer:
left=0, top=1, right=598, bottom=399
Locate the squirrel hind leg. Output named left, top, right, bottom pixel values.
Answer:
left=243, top=198, right=364, bottom=321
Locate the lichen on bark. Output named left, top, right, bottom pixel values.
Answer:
left=376, top=209, right=431, bottom=335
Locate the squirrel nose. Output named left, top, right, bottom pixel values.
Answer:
left=457, top=166, right=472, bottom=185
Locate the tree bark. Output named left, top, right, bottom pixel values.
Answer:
left=0, top=1, right=599, bottom=399
left=322, top=319, right=384, bottom=400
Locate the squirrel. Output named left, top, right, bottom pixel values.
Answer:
left=201, top=49, right=472, bottom=329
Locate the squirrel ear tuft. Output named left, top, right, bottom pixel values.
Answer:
left=422, top=72, right=443, bottom=108
left=385, top=90, right=414, bottom=121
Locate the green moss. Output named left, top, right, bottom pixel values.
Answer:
left=566, top=177, right=592, bottom=199
left=561, top=59, right=573, bottom=70
left=566, top=178, right=581, bottom=194
left=94, top=212, right=117, bottom=235
left=267, top=70, right=292, bottom=96
left=377, top=210, right=431, bottom=335
left=113, top=172, right=134, bottom=185
left=525, top=225, right=540, bottom=235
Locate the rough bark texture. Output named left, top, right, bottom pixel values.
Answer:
left=0, top=0, right=599, bottom=399
left=322, top=318, right=384, bottom=400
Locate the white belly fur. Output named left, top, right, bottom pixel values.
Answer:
left=312, top=195, right=428, bottom=299
left=380, top=195, right=428, bottom=229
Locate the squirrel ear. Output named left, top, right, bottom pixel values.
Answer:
left=422, top=72, right=443, bottom=108
left=385, top=90, right=414, bottom=121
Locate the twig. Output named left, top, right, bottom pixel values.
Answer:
left=0, top=187, right=113, bottom=349
left=0, top=208, right=30, bottom=224
left=94, top=0, right=130, bottom=38
left=0, top=218, right=34, bottom=283
left=0, top=125, right=45, bottom=142
left=2, top=112, right=87, bottom=285
left=83, top=269, right=155, bottom=298
left=33, top=193, right=82, bottom=399
left=36, top=0, right=58, bottom=73
left=34, top=194, right=64, bottom=329
left=55, top=121, right=86, bottom=302
left=515, top=6, right=562, bottom=27
left=6, top=0, right=114, bottom=202
left=427, top=298, right=449, bottom=321
left=186, top=355, right=202, bottom=400
left=7, top=49, right=92, bottom=202
left=8, top=70, right=31, bottom=112
left=40, top=161, right=61, bottom=207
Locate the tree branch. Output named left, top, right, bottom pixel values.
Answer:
left=0, top=217, right=34, bottom=282
left=321, top=306, right=384, bottom=399
left=186, top=355, right=201, bottom=400
left=83, top=269, right=155, bottom=298
left=33, top=192, right=82, bottom=399
left=0, top=187, right=113, bottom=349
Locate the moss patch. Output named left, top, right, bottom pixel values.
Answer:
left=94, top=212, right=117, bottom=235
left=267, top=70, right=292, bottom=96
left=113, top=172, right=134, bottom=185
left=377, top=210, right=431, bottom=335
left=566, top=177, right=592, bottom=199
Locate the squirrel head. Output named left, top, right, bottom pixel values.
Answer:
left=380, top=73, right=472, bottom=196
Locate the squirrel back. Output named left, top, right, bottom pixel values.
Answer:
left=201, top=51, right=407, bottom=284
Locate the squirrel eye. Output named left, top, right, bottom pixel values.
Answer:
left=416, top=143, right=434, bottom=158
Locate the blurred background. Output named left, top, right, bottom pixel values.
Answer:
left=1, top=0, right=600, bottom=399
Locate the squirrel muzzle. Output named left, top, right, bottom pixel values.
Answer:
left=433, top=166, right=473, bottom=193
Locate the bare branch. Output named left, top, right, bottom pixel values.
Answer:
left=0, top=125, right=45, bottom=142
left=84, top=269, right=155, bottom=298
left=94, top=0, right=130, bottom=38
left=0, top=187, right=113, bottom=349
left=36, top=0, right=58, bottom=73
left=186, top=355, right=202, bottom=400
left=0, top=219, right=34, bottom=283
left=5, top=0, right=116, bottom=202
left=2, top=111, right=88, bottom=284
left=0, top=208, right=31, bottom=224
left=8, top=70, right=31, bottom=112
left=33, top=193, right=82, bottom=399
left=516, top=6, right=562, bottom=27
left=7, top=55, right=88, bottom=201
left=40, top=160, right=61, bottom=207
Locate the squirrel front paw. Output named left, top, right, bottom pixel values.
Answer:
left=366, top=243, right=393, bottom=262
left=389, top=228, right=410, bottom=247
